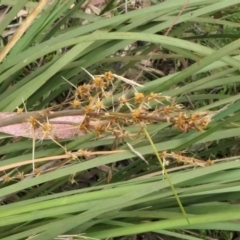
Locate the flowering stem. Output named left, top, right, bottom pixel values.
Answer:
left=143, top=127, right=190, bottom=225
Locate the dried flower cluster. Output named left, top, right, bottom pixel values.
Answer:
left=160, top=151, right=214, bottom=167
left=0, top=71, right=213, bottom=183
left=65, top=71, right=212, bottom=140
left=0, top=71, right=211, bottom=141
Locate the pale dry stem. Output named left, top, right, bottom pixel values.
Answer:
left=0, top=0, right=49, bottom=63
left=0, top=150, right=124, bottom=172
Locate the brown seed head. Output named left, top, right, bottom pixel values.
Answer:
left=95, top=100, right=106, bottom=112
left=104, top=71, right=114, bottom=85
left=131, top=109, right=144, bottom=123
left=119, top=95, right=128, bottom=105
left=15, top=172, right=24, bottom=180
left=84, top=105, right=94, bottom=114
left=93, top=77, right=105, bottom=89
left=28, top=116, right=40, bottom=129
left=134, top=92, right=145, bottom=104
left=41, top=122, right=53, bottom=137
left=76, top=84, right=91, bottom=99
left=2, top=175, right=11, bottom=183
left=71, top=99, right=81, bottom=108
left=17, top=107, right=24, bottom=114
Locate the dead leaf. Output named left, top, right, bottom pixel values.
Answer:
left=0, top=112, right=84, bottom=139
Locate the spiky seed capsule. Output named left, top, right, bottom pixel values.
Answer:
left=94, top=124, right=106, bottom=136
left=2, top=175, right=11, bottom=183
left=71, top=99, right=81, bottom=108
left=132, top=109, right=142, bottom=122
left=77, top=149, right=90, bottom=158
left=28, top=116, right=40, bottom=129
left=134, top=92, right=145, bottom=104
left=93, top=77, right=105, bottom=89
left=173, top=112, right=189, bottom=132
left=160, top=151, right=168, bottom=159
left=147, top=92, right=159, bottom=101
left=76, top=84, right=91, bottom=99
left=42, top=123, right=52, bottom=131
left=17, top=107, right=24, bottom=114
left=34, top=168, right=42, bottom=176
left=119, top=95, right=128, bottom=105
left=101, top=91, right=112, bottom=99
left=84, top=105, right=94, bottom=114
left=104, top=71, right=114, bottom=85
left=70, top=153, right=78, bottom=160
left=41, top=123, right=53, bottom=138
left=16, top=172, right=24, bottom=180
left=95, top=100, right=105, bottom=112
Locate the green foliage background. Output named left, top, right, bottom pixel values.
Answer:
left=1, top=0, right=240, bottom=239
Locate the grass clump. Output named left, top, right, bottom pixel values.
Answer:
left=1, top=0, right=240, bottom=240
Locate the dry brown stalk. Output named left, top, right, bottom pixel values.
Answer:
left=0, top=149, right=124, bottom=172
left=0, top=0, right=49, bottom=63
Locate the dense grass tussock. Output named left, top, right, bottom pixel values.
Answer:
left=1, top=0, right=240, bottom=239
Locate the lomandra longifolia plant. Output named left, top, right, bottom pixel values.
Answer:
left=0, top=71, right=213, bottom=181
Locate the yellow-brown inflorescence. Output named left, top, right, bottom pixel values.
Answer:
left=41, top=122, right=53, bottom=138
left=28, top=116, right=40, bottom=129
left=21, top=71, right=212, bottom=146
left=76, top=83, right=91, bottom=99
left=71, top=99, right=81, bottom=108
left=159, top=151, right=214, bottom=167
left=67, top=71, right=212, bottom=139
left=172, top=112, right=211, bottom=132
left=16, top=107, right=24, bottom=114
left=2, top=71, right=214, bottom=183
